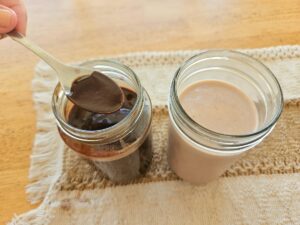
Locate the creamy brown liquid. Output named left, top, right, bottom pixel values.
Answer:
left=168, top=80, right=259, bottom=184
left=179, top=80, right=258, bottom=135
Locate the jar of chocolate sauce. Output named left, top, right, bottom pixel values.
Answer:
left=52, top=60, right=152, bottom=183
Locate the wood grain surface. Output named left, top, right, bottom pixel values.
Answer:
left=1, top=0, right=300, bottom=223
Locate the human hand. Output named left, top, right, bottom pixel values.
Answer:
left=0, top=0, right=27, bottom=37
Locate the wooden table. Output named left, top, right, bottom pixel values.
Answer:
left=1, top=0, right=299, bottom=223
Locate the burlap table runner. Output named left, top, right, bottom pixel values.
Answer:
left=10, top=46, right=300, bottom=225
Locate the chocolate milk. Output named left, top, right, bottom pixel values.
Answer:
left=180, top=80, right=258, bottom=135
left=168, top=80, right=259, bottom=184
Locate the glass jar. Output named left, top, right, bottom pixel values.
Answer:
left=52, top=60, right=153, bottom=183
left=168, top=50, right=283, bottom=185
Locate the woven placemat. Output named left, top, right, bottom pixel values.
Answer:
left=59, top=101, right=300, bottom=191
left=9, top=46, right=300, bottom=225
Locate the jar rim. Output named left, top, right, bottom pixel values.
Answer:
left=52, top=59, right=144, bottom=142
left=170, top=49, right=284, bottom=140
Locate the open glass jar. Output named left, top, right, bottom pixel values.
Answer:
left=52, top=60, right=153, bottom=183
left=168, top=50, right=284, bottom=184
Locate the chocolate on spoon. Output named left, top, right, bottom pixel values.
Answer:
left=7, top=31, right=124, bottom=113
left=69, top=71, right=124, bottom=113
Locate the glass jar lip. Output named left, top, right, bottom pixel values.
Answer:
left=52, top=59, right=143, bottom=139
left=171, top=49, right=284, bottom=139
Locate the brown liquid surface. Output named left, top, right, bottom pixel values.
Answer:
left=69, top=71, right=124, bottom=114
left=179, top=80, right=258, bottom=135
left=68, top=87, right=136, bottom=130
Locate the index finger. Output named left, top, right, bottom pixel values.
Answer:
left=0, top=0, right=27, bottom=34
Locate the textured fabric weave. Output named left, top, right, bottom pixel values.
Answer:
left=9, top=46, right=300, bottom=225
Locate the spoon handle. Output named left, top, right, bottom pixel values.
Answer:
left=7, top=31, right=68, bottom=72
left=7, top=30, right=75, bottom=91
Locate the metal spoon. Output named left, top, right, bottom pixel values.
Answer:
left=7, top=30, right=124, bottom=113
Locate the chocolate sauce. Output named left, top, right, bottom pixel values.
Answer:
left=68, top=87, right=137, bottom=130
left=63, top=86, right=152, bottom=183
left=68, top=71, right=124, bottom=114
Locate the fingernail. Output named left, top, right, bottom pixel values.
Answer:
left=0, top=8, right=13, bottom=28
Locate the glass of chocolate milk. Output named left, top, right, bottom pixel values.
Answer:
left=168, top=50, right=283, bottom=185
left=52, top=60, right=152, bottom=183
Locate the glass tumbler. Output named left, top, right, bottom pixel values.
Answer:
left=168, top=50, right=284, bottom=185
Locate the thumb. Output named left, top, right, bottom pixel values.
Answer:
left=0, top=5, right=17, bottom=34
